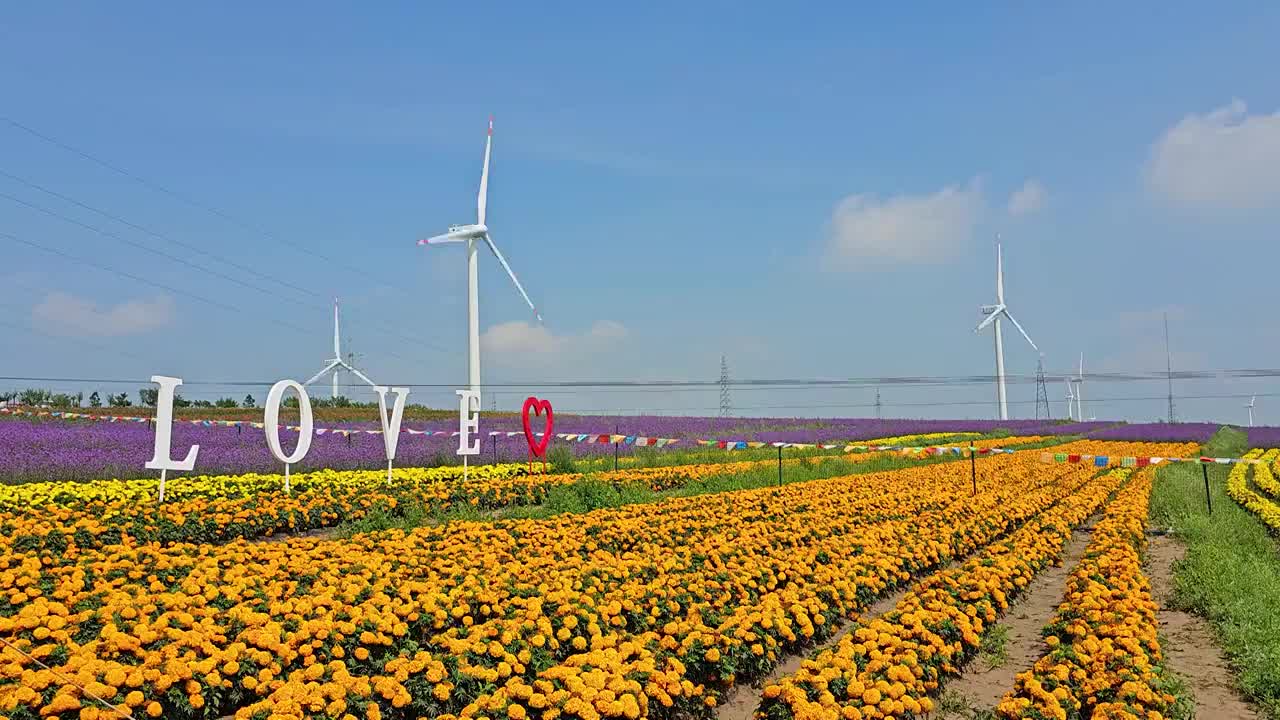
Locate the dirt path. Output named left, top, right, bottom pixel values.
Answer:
left=1147, top=534, right=1261, bottom=720
left=932, top=524, right=1094, bottom=719
left=714, top=481, right=1091, bottom=720
left=713, top=578, right=916, bottom=720
left=251, top=526, right=341, bottom=544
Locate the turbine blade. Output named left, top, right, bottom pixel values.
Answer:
left=974, top=305, right=1004, bottom=332
left=418, top=234, right=466, bottom=246
left=304, top=361, right=341, bottom=387
left=478, top=116, right=493, bottom=226
left=483, top=232, right=541, bottom=322
left=347, top=366, right=378, bottom=387
left=995, top=238, right=1005, bottom=303
left=1003, top=311, right=1038, bottom=351
left=333, top=298, right=341, bottom=357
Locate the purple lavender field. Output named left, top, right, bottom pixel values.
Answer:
left=1246, top=426, right=1280, bottom=448
left=1088, top=422, right=1223, bottom=443
left=0, top=415, right=1092, bottom=483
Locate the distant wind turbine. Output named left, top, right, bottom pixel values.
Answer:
left=1073, top=353, right=1086, bottom=421
left=1064, top=378, right=1075, bottom=421
left=1246, top=395, right=1256, bottom=427
left=417, top=116, right=541, bottom=394
left=975, top=236, right=1038, bottom=421
left=304, top=298, right=377, bottom=398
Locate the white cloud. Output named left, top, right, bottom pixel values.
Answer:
left=481, top=320, right=628, bottom=364
left=1147, top=99, right=1280, bottom=210
left=32, top=292, right=175, bottom=337
left=1007, top=179, right=1047, bottom=216
left=824, top=180, right=984, bottom=269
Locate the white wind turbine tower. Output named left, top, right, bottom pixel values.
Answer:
left=417, top=117, right=541, bottom=395
left=1073, top=353, right=1086, bottom=421
left=1246, top=395, right=1256, bottom=427
left=305, top=298, right=377, bottom=398
left=1064, top=378, right=1076, bottom=420
left=974, top=236, right=1038, bottom=421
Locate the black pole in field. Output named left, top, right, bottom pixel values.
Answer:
left=777, top=445, right=783, bottom=486
left=492, top=434, right=497, bottom=465
left=970, top=445, right=977, bottom=496
left=614, top=424, right=619, bottom=471
left=1202, top=463, right=1213, bottom=514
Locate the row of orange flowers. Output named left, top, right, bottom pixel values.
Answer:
left=997, top=469, right=1176, bottom=719
left=754, top=466, right=1130, bottom=720
left=0, top=452, right=1091, bottom=720
left=0, top=436, right=1049, bottom=557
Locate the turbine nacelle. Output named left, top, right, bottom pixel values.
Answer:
left=419, top=224, right=489, bottom=245
left=448, top=223, right=488, bottom=237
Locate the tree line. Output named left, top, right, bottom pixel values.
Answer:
left=0, top=388, right=416, bottom=410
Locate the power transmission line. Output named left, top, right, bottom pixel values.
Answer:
left=1, top=115, right=392, bottom=286
left=0, top=372, right=1273, bottom=395
left=0, top=190, right=321, bottom=305
left=0, top=314, right=153, bottom=364
left=0, top=165, right=455, bottom=351
left=2, top=229, right=442, bottom=372
left=0, top=183, right=450, bottom=355
left=1, top=231, right=396, bottom=370
left=2, top=230, right=268, bottom=320
left=0, top=168, right=319, bottom=302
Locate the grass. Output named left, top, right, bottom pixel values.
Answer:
left=502, top=450, right=972, bottom=520
left=1159, top=669, right=1198, bottom=720
left=977, top=624, right=1009, bottom=669
left=332, top=437, right=1062, bottom=533
left=934, top=689, right=998, bottom=720
left=1150, top=426, right=1280, bottom=719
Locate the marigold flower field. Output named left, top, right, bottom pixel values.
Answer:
left=0, top=426, right=1231, bottom=720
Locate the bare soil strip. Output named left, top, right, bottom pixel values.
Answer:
left=251, top=525, right=341, bottom=544
left=714, top=576, right=917, bottom=720
left=931, top=524, right=1094, bottom=719
left=1147, top=535, right=1261, bottom=720
left=715, top=482, right=1093, bottom=720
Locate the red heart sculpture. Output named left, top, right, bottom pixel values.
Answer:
left=522, top=396, right=554, bottom=458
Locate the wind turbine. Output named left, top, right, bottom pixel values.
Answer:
left=304, top=298, right=377, bottom=399
left=1246, top=395, right=1256, bottom=427
left=417, top=116, right=541, bottom=394
left=975, top=236, right=1038, bottom=420
left=1064, top=378, right=1076, bottom=420
left=1073, top=353, right=1085, bottom=422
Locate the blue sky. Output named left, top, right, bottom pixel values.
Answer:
left=2, top=3, right=1279, bottom=422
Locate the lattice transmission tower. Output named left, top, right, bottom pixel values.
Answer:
left=1034, top=354, right=1052, bottom=420
left=719, top=355, right=732, bottom=417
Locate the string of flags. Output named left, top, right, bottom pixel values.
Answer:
left=1038, top=451, right=1267, bottom=467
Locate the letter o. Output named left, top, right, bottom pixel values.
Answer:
left=264, top=380, right=313, bottom=464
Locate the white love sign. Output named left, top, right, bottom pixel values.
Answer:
left=143, top=376, right=482, bottom=500
left=374, top=386, right=410, bottom=483
left=144, top=375, right=200, bottom=502
left=264, top=379, right=313, bottom=493
left=455, top=389, right=481, bottom=456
